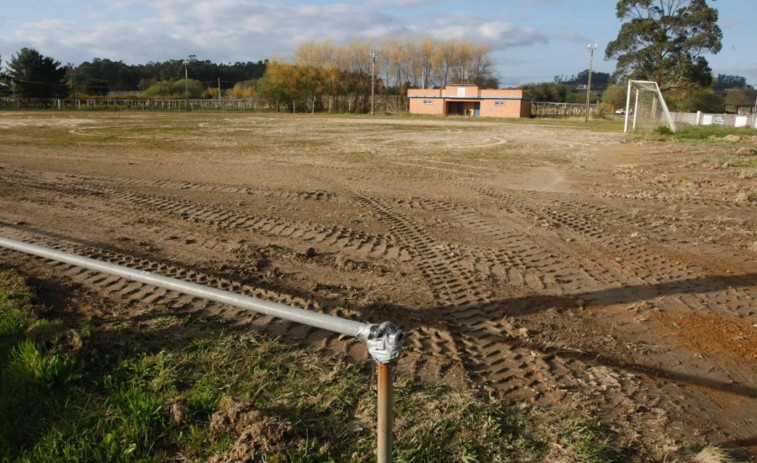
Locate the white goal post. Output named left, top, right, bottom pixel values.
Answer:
left=624, top=80, right=676, bottom=133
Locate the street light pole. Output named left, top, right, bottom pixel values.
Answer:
left=370, top=51, right=377, bottom=116
left=585, top=43, right=598, bottom=122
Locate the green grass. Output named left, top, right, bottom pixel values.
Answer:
left=645, top=124, right=757, bottom=169
left=665, top=125, right=757, bottom=140
left=0, top=270, right=553, bottom=462
left=560, top=417, right=620, bottom=463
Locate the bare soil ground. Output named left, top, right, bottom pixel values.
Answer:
left=1, top=112, right=755, bottom=460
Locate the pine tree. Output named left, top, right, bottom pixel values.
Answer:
left=8, top=48, right=69, bottom=98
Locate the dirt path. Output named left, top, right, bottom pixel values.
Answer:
left=0, top=112, right=755, bottom=459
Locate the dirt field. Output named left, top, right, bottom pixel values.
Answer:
left=1, top=112, right=755, bottom=460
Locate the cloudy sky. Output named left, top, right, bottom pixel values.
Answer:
left=1, top=0, right=755, bottom=87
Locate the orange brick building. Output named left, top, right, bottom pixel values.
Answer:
left=408, top=85, right=532, bottom=118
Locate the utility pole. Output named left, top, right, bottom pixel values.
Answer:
left=183, top=59, right=189, bottom=109
left=69, top=64, right=76, bottom=107
left=218, top=78, right=221, bottom=103
left=370, top=51, right=377, bottom=116
left=585, top=43, right=598, bottom=122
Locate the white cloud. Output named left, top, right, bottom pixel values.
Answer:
left=364, top=0, right=436, bottom=6
left=417, top=12, right=549, bottom=50
left=0, top=0, right=601, bottom=86
left=5, top=0, right=545, bottom=65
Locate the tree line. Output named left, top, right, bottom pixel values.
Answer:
left=255, top=37, right=498, bottom=113
left=520, top=71, right=754, bottom=115
left=0, top=48, right=266, bottom=99
left=76, top=56, right=266, bottom=96
left=1, top=35, right=497, bottom=113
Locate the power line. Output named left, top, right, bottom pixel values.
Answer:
left=8, top=78, right=67, bottom=86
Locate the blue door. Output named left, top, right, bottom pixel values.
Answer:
left=474, top=102, right=481, bottom=117
left=457, top=102, right=464, bottom=115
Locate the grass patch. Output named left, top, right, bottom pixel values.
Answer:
left=644, top=124, right=757, bottom=169
left=667, top=125, right=757, bottom=140
left=0, top=270, right=551, bottom=462
left=393, top=382, right=543, bottom=462
left=560, top=417, right=620, bottom=463
left=702, top=156, right=757, bottom=169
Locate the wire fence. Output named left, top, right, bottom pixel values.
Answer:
left=1, top=96, right=625, bottom=121
left=531, top=101, right=600, bottom=118
left=0, top=97, right=266, bottom=112
left=0, top=95, right=411, bottom=114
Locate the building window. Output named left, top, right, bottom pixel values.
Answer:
left=494, top=101, right=506, bottom=106
left=423, top=100, right=433, bottom=105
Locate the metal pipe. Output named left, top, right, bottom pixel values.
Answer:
left=0, top=237, right=371, bottom=339
left=377, top=363, right=393, bottom=463
left=0, top=236, right=404, bottom=463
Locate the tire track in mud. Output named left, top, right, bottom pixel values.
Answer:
left=390, top=146, right=755, bottom=436
left=404, top=196, right=623, bottom=296
left=475, top=188, right=757, bottom=392
left=308, top=176, right=615, bottom=404
left=0, top=168, right=408, bottom=263
left=406, top=196, right=691, bottom=410
left=598, top=192, right=756, bottom=269
left=0, top=226, right=371, bottom=363
left=3, top=165, right=753, bottom=438
left=600, top=189, right=757, bottom=210
left=0, top=164, right=340, bottom=203
left=467, top=184, right=756, bottom=319
left=455, top=183, right=757, bottom=424
left=543, top=197, right=756, bottom=318
left=326, top=184, right=487, bottom=385
left=388, top=180, right=755, bottom=438
left=0, top=167, right=417, bottom=365
left=66, top=171, right=342, bottom=203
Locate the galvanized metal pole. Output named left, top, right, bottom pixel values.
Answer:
left=0, top=237, right=372, bottom=339
left=0, top=236, right=404, bottom=462
left=377, top=363, right=393, bottom=463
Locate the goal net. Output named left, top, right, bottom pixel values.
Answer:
left=624, top=80, right=676, bottom=133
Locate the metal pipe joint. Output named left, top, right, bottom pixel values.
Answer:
left=362, top=321, right=404, bottom=365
